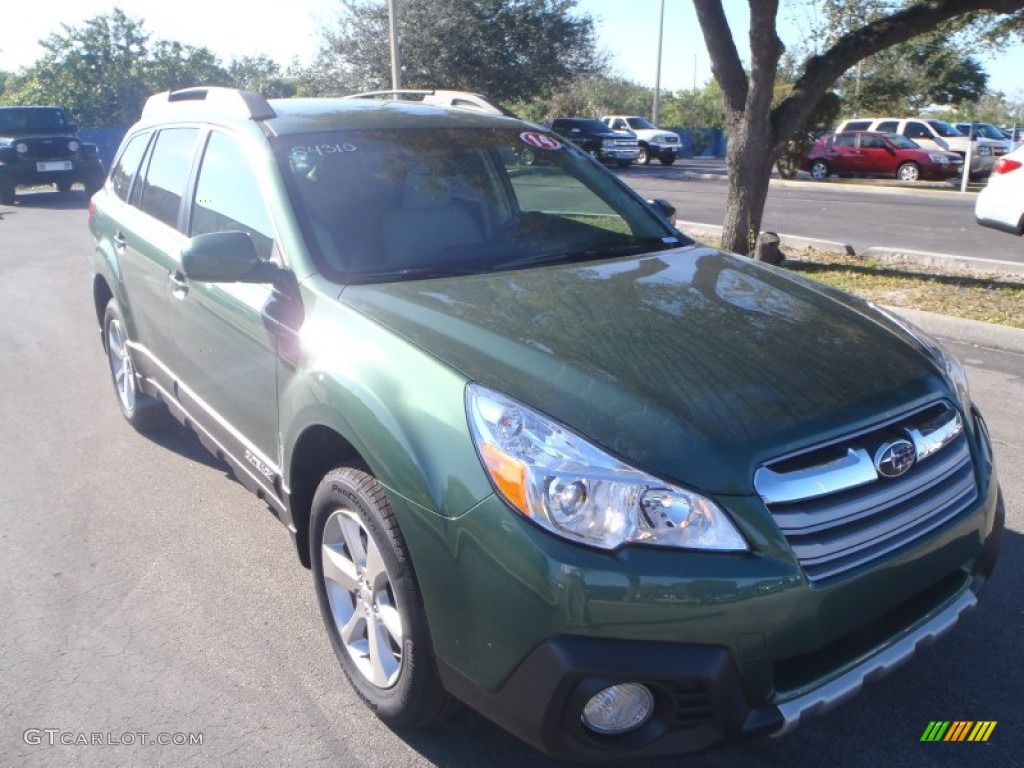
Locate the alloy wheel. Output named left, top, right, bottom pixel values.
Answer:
left=321, top=508, right=404, bottom=688
left=106, top=316, right=136, bottom=413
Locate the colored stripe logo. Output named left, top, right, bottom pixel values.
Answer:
left=921, top=721, right=997, bottom=742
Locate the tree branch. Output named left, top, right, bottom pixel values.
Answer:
left=693, top=0, right=747, bottom=115
left=773, top=0, right=1024, bottom=144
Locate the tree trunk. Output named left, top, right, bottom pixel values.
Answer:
left=720, top=113, right=779, bottom=255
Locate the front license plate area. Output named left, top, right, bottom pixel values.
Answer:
left=37, top=161, right=72, bottom=172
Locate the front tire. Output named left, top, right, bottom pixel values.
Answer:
left=311, top=466, right=449, bottom=727
left=810, top=160, right=829, bottom=180
left=897, top=162, right=920, bottom=182
left=636, top=145, right=651, bottom=165
left=0, top=175, right=15, bottom=205
left=102, top=299, right=168, bottom=432
left=659, top=155, right=676, bottom=166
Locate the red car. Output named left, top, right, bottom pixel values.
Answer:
left=803, top=131, right=963, bottom=181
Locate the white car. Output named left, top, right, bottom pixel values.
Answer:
left=975, top=144, right=1024, bottom=235
left=601, top=116, right=681, bottom=165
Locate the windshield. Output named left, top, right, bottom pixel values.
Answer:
left=927, top=120, right=963, bottom=138
left=626, top=118, right=656, bottom=130
left=886, top=133, right=919, bottom=149
left=274, top=127, right=685, bottom=284
left=966, top=123, right=1006, bottom=140
left=0, top=107, right=69, bottom=135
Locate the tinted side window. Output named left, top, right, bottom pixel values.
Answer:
left=903, top=122, right=930, bottom=140
left=140, top=128, right=199, bottom=229
left=860, top=134, right=885, bottom=148
left=834, top=133, right=857, bottom=147
left=876, top=121, right=898, bottom=132
left=190, top=132, right=275, bottom=260
left=843, top=121, right=871, bottom=131
left=110, top=133, right=150, bottom=202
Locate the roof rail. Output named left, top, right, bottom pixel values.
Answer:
left=141, top=87, right=276, bottom=121
left=342, top=89, right=513, bottom=117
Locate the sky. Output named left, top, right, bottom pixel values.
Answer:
left=1, top=0, right=1022, bottom=99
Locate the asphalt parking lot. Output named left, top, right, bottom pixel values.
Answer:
left=1, top=191, right=1021, bottom=767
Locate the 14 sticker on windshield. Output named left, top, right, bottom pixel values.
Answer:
left=520, top=132, right=562, bottom=150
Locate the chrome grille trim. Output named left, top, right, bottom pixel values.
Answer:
left=755, top=401, right=977, bottom=583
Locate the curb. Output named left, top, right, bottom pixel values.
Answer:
left=678, top=220, right=855, bottom=257
left=678, top=220, right=1024, bottom=275
left=768, top=177, right=979, bottom=199
left=883, top=306, right=1024, bottom=355
left=860, top=246, right=1024, bottom=277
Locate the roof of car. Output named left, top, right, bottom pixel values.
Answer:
left=263, top=98, right=521, bottom=136
left=138, top=86, right=522, bottom=136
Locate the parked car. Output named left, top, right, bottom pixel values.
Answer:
left=975, top=144, right=1024, bottom=235
left=954, top=122, right=1012, bottom=155
left=601, top=115, right=681, bottom=165
left=87, top=86, right=1003, bottom=762
left=0, top=105, right=105, bottom=205
left=803, top=131, right=963, bottom=181
left=835, top=117, right=1002, bottom=177
left=549, top=117, right=639, bottom=167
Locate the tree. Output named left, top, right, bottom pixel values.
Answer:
left=692, top=0, right=1024, bottom=255
left=0, top=8, right=230, bottom=126
left=226, top=55, right=297, bottom=98
left=310, top=0, right=605, bottom=103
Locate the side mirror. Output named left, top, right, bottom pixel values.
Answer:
left=648, top=198, right=677, bottom=226
left=182, top=231, right=275, bottom=284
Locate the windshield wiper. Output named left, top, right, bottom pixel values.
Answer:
left=347, top=264, right=482, bottom=283
left=496, top=238, right=679, bottom=269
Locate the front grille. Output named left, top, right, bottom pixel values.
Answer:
left=612, top=139, right=637, bottom=148
left=754, top=401, right=977, bottom=583
left=663, top=136, right=680, bottom=144
left=21, top=137, right=77, bottom=159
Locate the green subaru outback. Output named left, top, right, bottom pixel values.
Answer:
left=87, top=87, right=1003, bottom=761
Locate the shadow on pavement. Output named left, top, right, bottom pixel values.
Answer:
left=145, top=419, right=232, bottom=474
left=7, top=189, right=92, bottom=210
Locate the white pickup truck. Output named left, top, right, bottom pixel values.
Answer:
left=601, top=116, right=682, bottom=165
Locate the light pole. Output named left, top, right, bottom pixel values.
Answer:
left=388, top=0, right=402, bottom=91
left=653, top=0, right=665, bottom=124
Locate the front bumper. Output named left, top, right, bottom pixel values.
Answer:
left=435, top=495, right=1002, bottom=760
left=0, top=157, right=104, bottom=186
left=599, top=148, right=640, bottom=162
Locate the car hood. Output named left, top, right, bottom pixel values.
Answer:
left=341, top=246, right=948, bottom=495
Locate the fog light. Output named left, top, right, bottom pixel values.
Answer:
left=581, top=683, right=654, bottom=735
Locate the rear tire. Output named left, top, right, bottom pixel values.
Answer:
left=810, top=160, right=829, bottom=180
left=311, top=466, right=450, bottom=728
left=102, top=299, right=169, bottom=432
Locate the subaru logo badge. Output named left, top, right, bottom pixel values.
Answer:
left=874, top=439, right=916, bottom=478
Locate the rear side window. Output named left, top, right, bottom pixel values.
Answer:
left=860, top=134, right=885, bottom=148
left=904, top=122, right=931, bottom=140
left=190, top=132, right=275, bottom=260
left=876, top=121, right=898, bottom=133
left=843, top=120, right=871, bottom=131
left=109, top=133, right=150, bottom=202
left=139, top=128, right=199, bottom=229
left=834, top=133, right=856, bottom=147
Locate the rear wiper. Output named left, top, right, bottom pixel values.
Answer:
left=496, top=238, right=679, bottom=269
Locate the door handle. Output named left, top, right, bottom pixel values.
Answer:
left=113, top=231, right=127, bottom=250
left=169, top=270, right=189, bottom=298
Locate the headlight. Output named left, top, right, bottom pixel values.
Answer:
left=467, top=384, right=748, bottom=552
left=871, top=305, right=971, bottom=409
left=68, top=140, right=80, bottom=153
left=977, top=145, right=992, bottom=156
left=928, top=153, right=949, bottom=164
left=15, top=142, right=28, bottom=154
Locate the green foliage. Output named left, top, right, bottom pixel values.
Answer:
left=307, top=0, right=605, bottom=103
left=227, top=56, right=297, bottom=99
left=659, top=82, right=726, bottom=129
left=508, top=74, right=652, bottom=122
left=0, top=8, right=233, bottom=126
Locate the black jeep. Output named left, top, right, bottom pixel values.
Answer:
left=0, top=106, right=105, bottom=204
